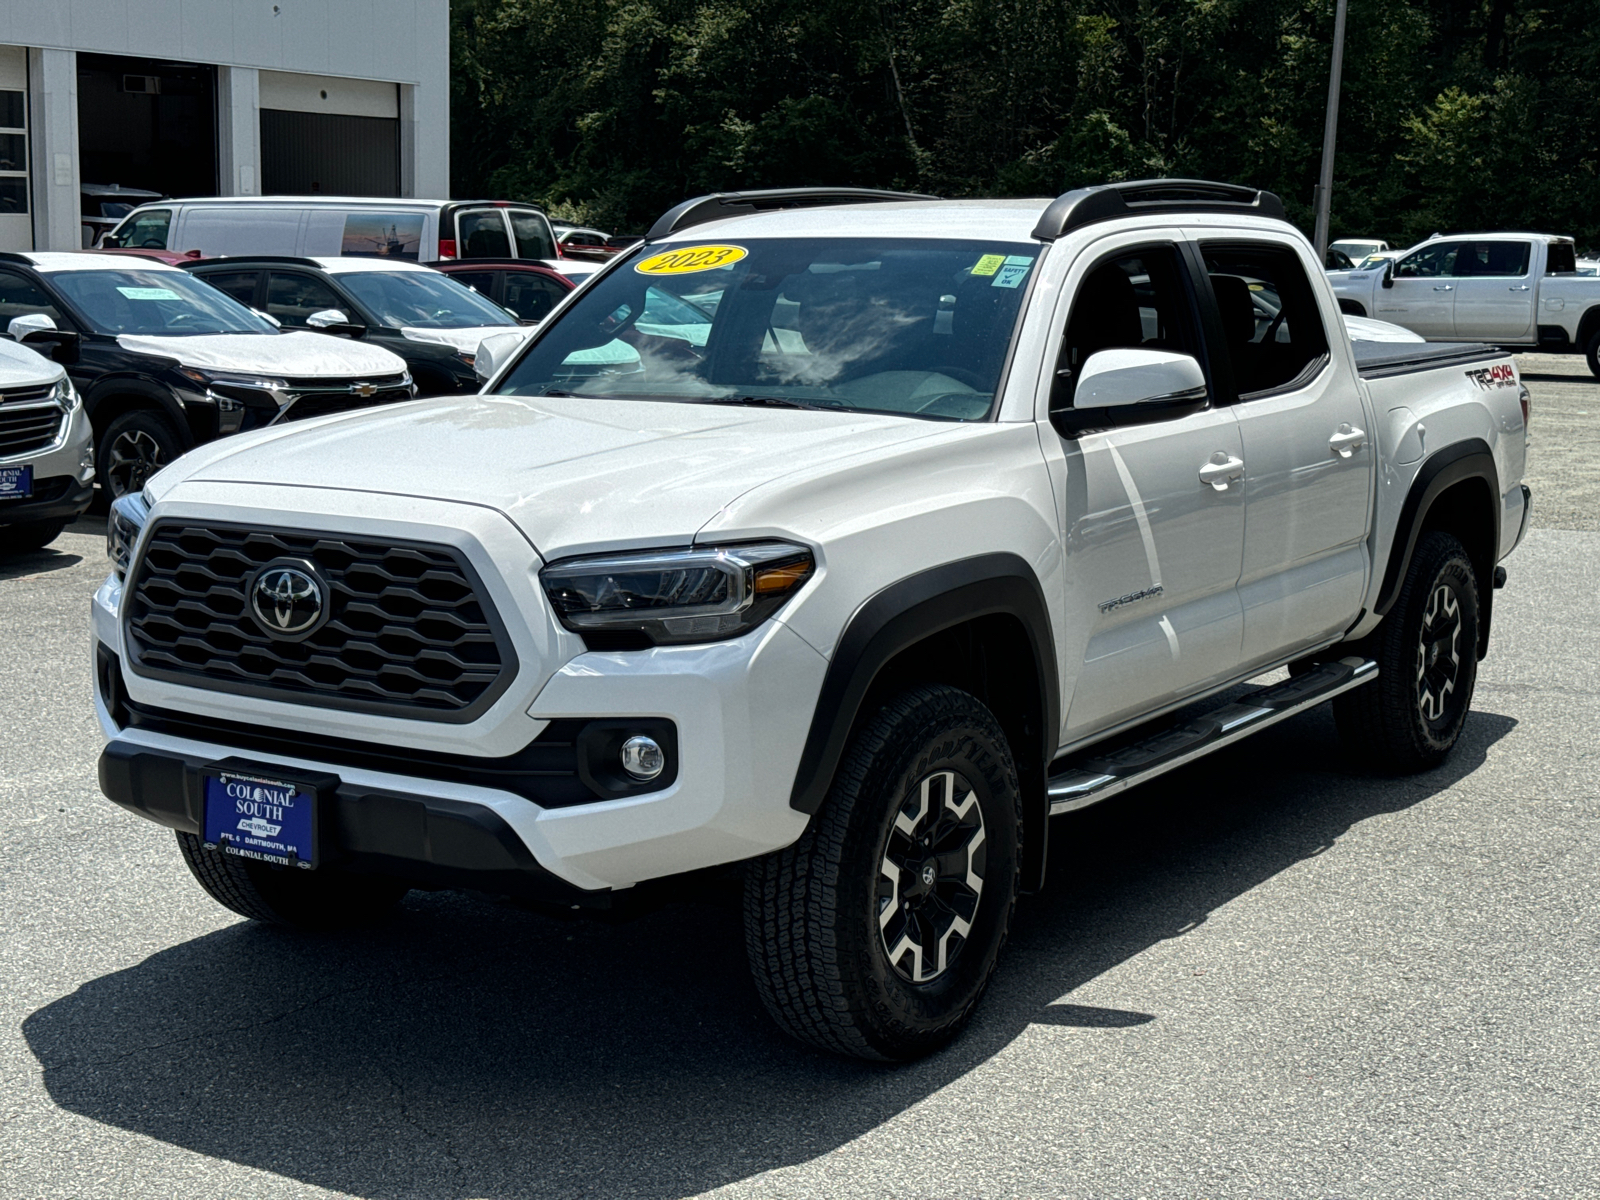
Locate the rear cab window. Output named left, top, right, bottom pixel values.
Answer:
left=456, top=210, right=512, bottom=258
left=1200, top=243, right=1331, bottom=398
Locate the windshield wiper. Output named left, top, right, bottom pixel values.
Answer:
left=702, top=395, right=835, bottom=411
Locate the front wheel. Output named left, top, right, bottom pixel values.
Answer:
left=97, top=409, right=181, bottom=500
left=1585, top=331, right=1600, bottom=379
left=744, top=684, right=1021, bottom=1060
left=1334, top=531, right=1480, bottom=771
left=176, top=833, right=409, bottom=930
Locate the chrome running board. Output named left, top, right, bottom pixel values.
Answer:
left=1047, top=657, right=1378, bottom=815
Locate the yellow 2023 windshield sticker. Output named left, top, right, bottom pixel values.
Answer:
left=635, top=245, right=748, bottom=275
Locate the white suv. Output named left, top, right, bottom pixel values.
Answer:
left=94, top=183, right=1531, bottom=1060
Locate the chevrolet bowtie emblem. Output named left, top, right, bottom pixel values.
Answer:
left=353, top=382, right=377, bottom=398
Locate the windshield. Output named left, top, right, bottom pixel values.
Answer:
left=337, top=270, right=519, bottom=330
left=494, top=237, right=1038, bottom=420
left=50, top=268, right=276, bottom=336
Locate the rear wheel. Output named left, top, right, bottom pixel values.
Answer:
left=0, top=519, right=66, bottom=556
left=1334, top=531, right=1480, bottom=771
left=1585, top=331, right=1600, bottom=379
left=98, top=409, right=181, bottom=500
left=176, top=832, right=409, bottom=930
left=744, top=684, right=1021, bottom=1061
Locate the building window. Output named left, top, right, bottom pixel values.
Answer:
left=0, top=90, right=25, bottom=215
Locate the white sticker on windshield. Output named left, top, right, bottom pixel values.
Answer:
left=990, top=256, right=1035, bottom=289
left=116, top=286, right=181, bottom=301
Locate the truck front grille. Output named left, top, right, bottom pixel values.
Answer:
left=277, top=374, right=414, bottom=423
left=124, top=521, right=515, bottom=721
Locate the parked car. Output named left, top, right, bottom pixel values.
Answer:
left=431, top=259, right=576, bottom=323
left=1328, top=232, right=1600, bottom=371
left=0, top=251, right=414, bottom=498
left=80, top=183, right=164, bottom=249
left=1329, top=237, right=1389, bottom=261
left=0, top=329, right=93, bottom=553
left=550, top=222, right=617, bottom=262
left=99, top=197, right=560, bottom=266
left=188, top=255, right=525, bottom=393
left=92, top=181, right=1531, bottom=1061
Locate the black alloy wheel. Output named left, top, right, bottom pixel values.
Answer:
left=1334, top=530, right=1480, bottom=771
left=877, top=769, right=987, bottom=984
left=745, top=684, right=1021, bottom=1061
left=98, top=410, right=181, bottom=499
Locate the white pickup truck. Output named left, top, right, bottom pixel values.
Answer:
left=1328, top=232, right=1600, bottom=373
left=93, top=181, right=1532, bottom=1061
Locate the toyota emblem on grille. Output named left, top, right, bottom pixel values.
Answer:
left=352, top=382, right=377, bottom=397
left=250, top=564, right=325, bottom=636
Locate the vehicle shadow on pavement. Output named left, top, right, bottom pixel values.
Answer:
left=22, top=705, right=1514, bottom=1200
left=0, top=548, right=84, bottom=582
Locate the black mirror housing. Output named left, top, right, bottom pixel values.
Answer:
left=21, top=328, right=81, bottom=366
left=1381, top=261, right=1395, bottom=289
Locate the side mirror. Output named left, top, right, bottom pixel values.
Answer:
left=8, top=313, right=56, bottom=341
left=1382, top=261, right=1395, bottom=289
left=305, top=309, right=366, bottom=337
left=1073, top=348, right=1207, bottom=410
left=474, top=331, right=528, bottom=382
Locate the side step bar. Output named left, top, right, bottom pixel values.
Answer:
left=1047, top=657, right=1378, bottom=815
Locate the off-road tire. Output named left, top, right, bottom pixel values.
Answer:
left=0, top=519, right=67, bottom=556
left=176, top=832, right=409, bottom=929
left=1334, top=531, right=1480, bottom=772
left=97, top=408, right=182, bottom=500
left=744, top=684, right=1022, bottom=1061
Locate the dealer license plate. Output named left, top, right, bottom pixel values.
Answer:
left=0, top=465, right=32, bottom=501
left=203, top=771, right=318, bottom=869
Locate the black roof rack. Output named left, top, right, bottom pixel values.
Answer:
left=1031, top=179, right=1286, bottom=241
left=647, top=187, right=938, bottom=241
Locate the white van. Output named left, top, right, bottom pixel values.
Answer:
left=99, top=197, right=560, bottom=265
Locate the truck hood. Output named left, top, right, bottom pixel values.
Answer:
left=115, top=331, right=408, bottom=378
left=169, top=394, right=947, bottom=557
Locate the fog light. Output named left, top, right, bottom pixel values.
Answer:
left=620, top=735, right=665, bottom=781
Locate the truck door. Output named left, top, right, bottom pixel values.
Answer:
left=1451, top=239, right=1535, bottom=340
left=1376, top=240, right=1463, bottom=337
left=1042, top=239, right=1246, bottom=740
left=1195, top=238, right=1374, bottom=671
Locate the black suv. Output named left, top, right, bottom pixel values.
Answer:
left=0, top=252, right=415, bottom=498
left=187, top=256, right=527, bottom=397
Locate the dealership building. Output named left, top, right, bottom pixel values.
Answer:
left=0, top=1, right=449, bottom=252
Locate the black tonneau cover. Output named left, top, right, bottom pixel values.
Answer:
left=1352, top=340, right=1505, bottom=379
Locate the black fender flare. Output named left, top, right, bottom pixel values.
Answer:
left=1374, top=438, right=1500, bottom=658
left=787, top=553, right=1060, bottom=888
left=84, top=375, right=194, bottom=450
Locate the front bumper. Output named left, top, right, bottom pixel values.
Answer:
left=92, top=494, right=826, bottom=892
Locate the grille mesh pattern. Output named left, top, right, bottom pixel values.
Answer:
left=126, top=523, right=512, bottom=717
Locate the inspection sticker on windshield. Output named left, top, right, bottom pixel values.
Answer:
left=970, top=254, right=1006, bottom=276
left=635, top=245, right=748, bottom=275
left=990, top=256, right=1035, bottom=288
left=115, top=286, right=181, bottom=301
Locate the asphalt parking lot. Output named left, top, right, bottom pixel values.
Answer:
left=2, top=355, right=1596, bottom=1199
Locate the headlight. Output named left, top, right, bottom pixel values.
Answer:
left=178, top=367, right=290, bottom=392
left=106, top=491, right=151, bottom=582
left=540, top=541, right=815, bottom=646
left=53, top=377, right=81, bottom=413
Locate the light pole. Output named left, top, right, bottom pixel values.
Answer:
left=1312, top=0, right=1349, bottom=261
